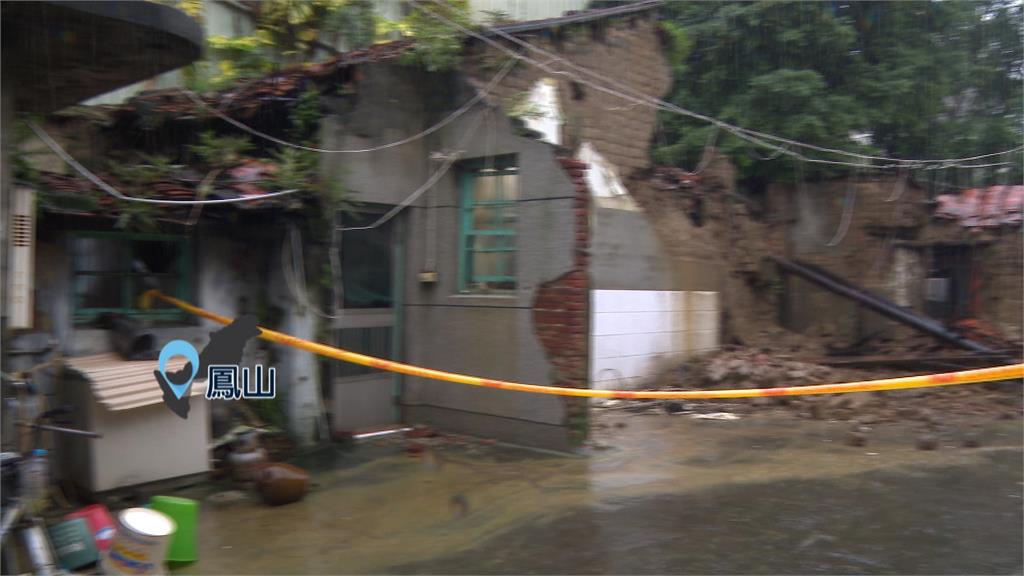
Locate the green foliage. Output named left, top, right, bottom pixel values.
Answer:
left=184, top=34, right=276, bottom=92
left=654, top=1, right=1023, bottom=185
left=184, top=0, right=379, bottom=91
left=256, top=0, right=376, bottom=59
left=152, top=0, right=202, bottom=20
left=113, top=202, right=160, bottom=233
left=270, top=147, right=319, bottom=192
left=270, top=147, right=352, bottom=212
left=108, top=153, right=179, bottom=186
left=257, top=0, right=335, bottom=59
left=398, top=0, right=473, bottom=72
left=289, top=88, right=323, bottom=140
left=176, top=0, right=203, bottom=20
left=10, top=118, right=46, bottom=184
left=101, top=153, right=183, bottom=232
left=189, top=131, right=254, bottom=168
left=658, top=21, right=691, bottom=77
left=323, top=0, right=377, bottom=50
left=508, top=91, right=544, bottom=120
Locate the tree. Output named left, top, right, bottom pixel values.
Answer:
left=182, top=0, right=472, bottom=91
left=653, top=1, right=1023, bottom=187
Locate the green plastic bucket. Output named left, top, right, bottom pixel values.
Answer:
left=148, top=496, right=199, bottom=564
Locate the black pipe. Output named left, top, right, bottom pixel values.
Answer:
left=770, top=255, right=1002, bottom=356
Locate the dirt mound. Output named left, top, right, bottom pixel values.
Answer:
left=638, top=347, right=1022, bottom=429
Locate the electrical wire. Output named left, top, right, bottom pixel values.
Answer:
left=454, top=0, right=1023, bottom=168
left=413, top=0, right=1023, bottom=171
left=27, top=121, right=301, bottom=205
left=336, top=110, right=486, bottom=233
left=180, top=55, right=518, bottom=154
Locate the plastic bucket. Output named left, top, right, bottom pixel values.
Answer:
left=101, top=508, right=176, bottom=575
left=148, top=496, right=199, bottom=564
left=65, top=503, right=117, bottom=551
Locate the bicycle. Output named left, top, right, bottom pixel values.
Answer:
left=1, top=377, right=102, bottom=576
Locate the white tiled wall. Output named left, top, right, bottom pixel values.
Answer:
left=590, top=290, right=720, bottom=390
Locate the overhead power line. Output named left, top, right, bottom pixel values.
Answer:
left=180, top=56, right=518, bottom=154
left=413, top=0, right=1022, bottom=171
left=28, top=121, right=301, bottom=205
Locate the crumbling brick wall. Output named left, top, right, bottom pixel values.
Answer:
left=764, top=176, right=931, bottom=344
left=463, top=12, right=671, bottom=178
left=767, top=177, right=1023, bottom=346
left=963, top=230, right=1023, bottom=342
left=532, top=158, right=590, bottom=445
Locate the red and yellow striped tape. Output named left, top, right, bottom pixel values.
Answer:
left=142, top=290, right=1023, bottom=399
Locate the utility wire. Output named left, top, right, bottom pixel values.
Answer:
left=443, top=0, right=1023, bottom=167
left=180, top=56, right=518, bottom=154
left=336, top=110, right=486, bottom=233
left=414, top=0, right=1023, bottom=171
left=28, top=121, right=301, bottom=205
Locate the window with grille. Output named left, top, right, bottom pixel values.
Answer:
left=458, top=156, right=518, bottom=292
left=71, top=232, right=191, bottom=323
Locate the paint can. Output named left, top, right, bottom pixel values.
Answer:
left=65, top=503, right=117, bottom=551
left=101, top=508, right=176, bottom=575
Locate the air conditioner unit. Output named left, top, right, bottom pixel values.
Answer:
left=7, top=186, right=35, bottom=329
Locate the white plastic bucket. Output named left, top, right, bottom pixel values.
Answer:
left=101, top=508, right=177, bottom=575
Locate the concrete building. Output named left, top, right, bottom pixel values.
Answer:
left=82, top=0, right=589, bottom=106
left=17, top=0, right=723, bottom=459
left=1, top=1, right=203, bottom=395
left=1, top=1, right=203, bottom=490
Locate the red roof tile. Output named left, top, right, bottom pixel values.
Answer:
left=935, top=185, right=1024, bottom=227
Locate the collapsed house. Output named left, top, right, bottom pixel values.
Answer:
left=9, top=0, right=727, bottom=485
left=642, top=162, right=1023, bottom=363
left=9, top=1, right=1019, bottom=492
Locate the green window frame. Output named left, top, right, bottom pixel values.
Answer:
left=458, top=156, right=518, bottom=292
left=70, top=231, right=193, bottom=324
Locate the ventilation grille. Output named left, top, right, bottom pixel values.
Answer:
left=12, top=214, right=31, bottom=247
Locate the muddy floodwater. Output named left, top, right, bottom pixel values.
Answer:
left=173, top=412, right=1023, bottom=574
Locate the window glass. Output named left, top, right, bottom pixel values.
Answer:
left=70, top=233, right=190, bottom=323
left=340, top=211, right=393, bottom=309
left=460, top=159, right=518, bottom=292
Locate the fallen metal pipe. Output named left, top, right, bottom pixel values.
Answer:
left=770, top=255, right=1003, bottom=357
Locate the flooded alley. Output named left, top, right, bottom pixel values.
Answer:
left=176, top=412, right=1024, bottom=574
left=3, top=1, right=1023, bottom=575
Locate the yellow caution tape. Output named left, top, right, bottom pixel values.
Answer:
left=142, top=290, right=1023, bottom=399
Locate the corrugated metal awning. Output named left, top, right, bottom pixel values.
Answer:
left=65, top=354, right=207, bottom=411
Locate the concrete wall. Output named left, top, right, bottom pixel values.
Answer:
left=591, top=206, right=678, bottom=291
left=766, top=176, right=1023, bottom=345
left=27, top=217, right=324, bottom=447
left=973, top=232, right=1024, bottom=340
left=468, top=0, right=587, bottom=24
left=591, top=290, right=719, bottom=390
left=766, top=177, right=930, bottom=345
left=321, top=63, right=580, bottom=449
left=463, top=13, right=671, bottom=179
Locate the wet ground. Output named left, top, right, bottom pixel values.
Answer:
left=172, top=411, right=1023, bottom=574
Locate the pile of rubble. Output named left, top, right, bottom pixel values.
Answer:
left=637, top=347, right=1022, bottom=427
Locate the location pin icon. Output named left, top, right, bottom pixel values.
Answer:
left=159, top=340, right=200, bottom=399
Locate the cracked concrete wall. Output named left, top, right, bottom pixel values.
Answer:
left=322, top=65, right=578, bottom=450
